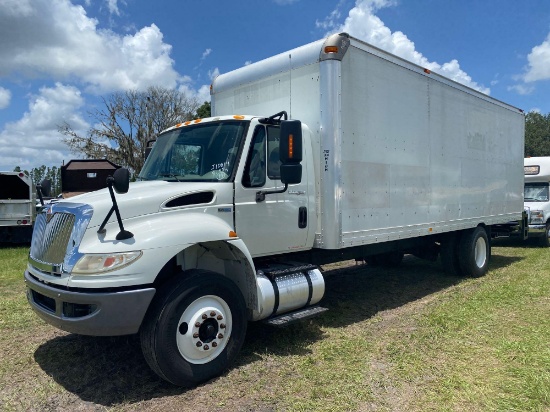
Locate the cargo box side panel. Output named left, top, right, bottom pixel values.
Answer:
left=428, top=80, right=524, bottom=223
left=339, top=45, right=430, bottom=239
left=338, top=45, right=524, bottom=247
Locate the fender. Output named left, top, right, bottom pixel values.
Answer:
left=72, top=211, right=258, bottom=309
left=79, top=211, right=237, bottom=253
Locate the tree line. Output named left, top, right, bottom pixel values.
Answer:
left=13, top=85, right=550, bottom=191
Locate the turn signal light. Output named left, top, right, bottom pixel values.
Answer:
left=288, top=134, right=294, bottom=159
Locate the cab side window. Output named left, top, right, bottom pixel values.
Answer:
left=242, top=126, right=266, bottom=188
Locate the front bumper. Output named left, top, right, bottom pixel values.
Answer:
left=25, top=270, right=156, bottom=336
left=528, top=224, right=547, bottom=237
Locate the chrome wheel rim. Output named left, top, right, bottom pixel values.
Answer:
left=176, top=295, right=232, bottom=364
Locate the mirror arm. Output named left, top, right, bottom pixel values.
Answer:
left=256, top=183, right=288, bottom=203
left=97, top=176, right=134, bottom=240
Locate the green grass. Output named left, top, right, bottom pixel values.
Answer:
left=0, top=243, right=548, bottom=411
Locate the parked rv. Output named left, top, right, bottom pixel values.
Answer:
left=524, top=157, right=550, bottom=246
left=25, top=33, right=525, bottom=386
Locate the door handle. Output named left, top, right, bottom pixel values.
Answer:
left=299, top=207, right=307, bottom=229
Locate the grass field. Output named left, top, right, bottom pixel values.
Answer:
left=0, top=242, right=548, bottom=411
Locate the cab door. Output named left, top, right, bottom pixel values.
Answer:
left=234, top=124, right=309, bottom=257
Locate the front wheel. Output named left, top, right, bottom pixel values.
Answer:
left=140, top=270, right=247, bottom=386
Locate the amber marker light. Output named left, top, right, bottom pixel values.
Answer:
left=424, top=68, right=431, bottom=74
left=233, top=115, right=245, bottom=120
left=288, top=134, right=294, bottom=159
left=184, top=121, right=191, bottom=125
left=194, top=119, right=202, bottom=123
left=229, top=231, right=238, bottom=238
left=324, top=46, right=338, bottom=53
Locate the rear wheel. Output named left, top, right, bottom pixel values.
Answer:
left=458, top=226, right=490, bottom=278
left=140, top=270, right=247, bottom=386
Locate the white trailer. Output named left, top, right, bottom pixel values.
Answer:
left=0, top=171, right=35, bottom=243
left=524, top=156, right=550, bottom=246
left=24, top=33, right=525, bottom=386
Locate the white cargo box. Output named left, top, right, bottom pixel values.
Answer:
left=212, top=33, right=525, bottom=249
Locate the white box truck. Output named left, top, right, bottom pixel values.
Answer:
left=524, top=156, right=550, bottom=246
left=24, top=33, right=525, bottom=386
left=0, top=171, right=36, bottom=243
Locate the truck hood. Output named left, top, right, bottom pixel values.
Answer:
left=55, top=181, right=232, bottom=229
left=524, top=200, right=550, bottom=209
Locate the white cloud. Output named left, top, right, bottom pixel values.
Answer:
left=0, top=83, right=89, bottom=170
left=0, top=0, right=180, bottom=93
left=0, top=87, right=11, bottom=109
left=508, top=84, right=535, bottom=96
left=106, top=0, right=121, bottom=16
left=208, top=67, right=220, bottom=81
left=325, top=0, right=489, bottom=94
left=201, top=48, right=212, bottom=60
left=523, top=33, right=550, bottom=83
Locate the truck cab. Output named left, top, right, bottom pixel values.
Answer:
left=524, top=157, right=550, bottom=246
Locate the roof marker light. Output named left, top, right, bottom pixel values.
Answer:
left=325, top=46, right=338, bottom=54
left=233, top=115, right=245, bottom=120
left=424, top=68, right=431, bottom=74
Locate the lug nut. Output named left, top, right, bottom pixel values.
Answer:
left=220, top=323, right=226, bottom=329
left=202, top=314, right=208, bottom=319
left=195, top=322, right=201, bottom=328
left=210, top=311, right=216, bottom=317
left=196, top=341, right=203, bottom=347
left=203, top=345, right=210, bottom=350
left=212, top=342, right=218, bottom=347
left=217, top=315, right=223, bottom=320
left=193, top=332, right=199, bottom=338
left=217, top=333, right=224, bottom=339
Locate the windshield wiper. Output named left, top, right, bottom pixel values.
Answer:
left=159, top=173, right=183, bottom=182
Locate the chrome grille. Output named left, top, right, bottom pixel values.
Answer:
left=29, top=202, right=93, bottom=275
left=31, top=212, right=75, bottom=265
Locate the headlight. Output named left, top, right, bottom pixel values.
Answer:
left=530, top=210, right=545, bottom=224
left=72, top=251, right=142, bottom=275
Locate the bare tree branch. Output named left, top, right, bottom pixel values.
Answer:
left=58, top=86, right=200, bottom=175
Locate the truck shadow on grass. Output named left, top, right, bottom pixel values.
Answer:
left=33, top=254, right=522, bottom=407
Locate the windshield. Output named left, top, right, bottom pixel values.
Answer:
left=139, top=120, right=248, bottom=182
left=524, top=183, right=549, bottom=202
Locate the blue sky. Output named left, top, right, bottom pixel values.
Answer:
left=1, top=0, right=550, bottom=171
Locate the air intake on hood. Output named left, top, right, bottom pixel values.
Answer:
left=165, top=192, right=215, bottom=208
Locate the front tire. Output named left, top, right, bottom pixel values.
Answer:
left=140, top=270, right=247, bottom=386
left=458, top=226, right=490, bottom=278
